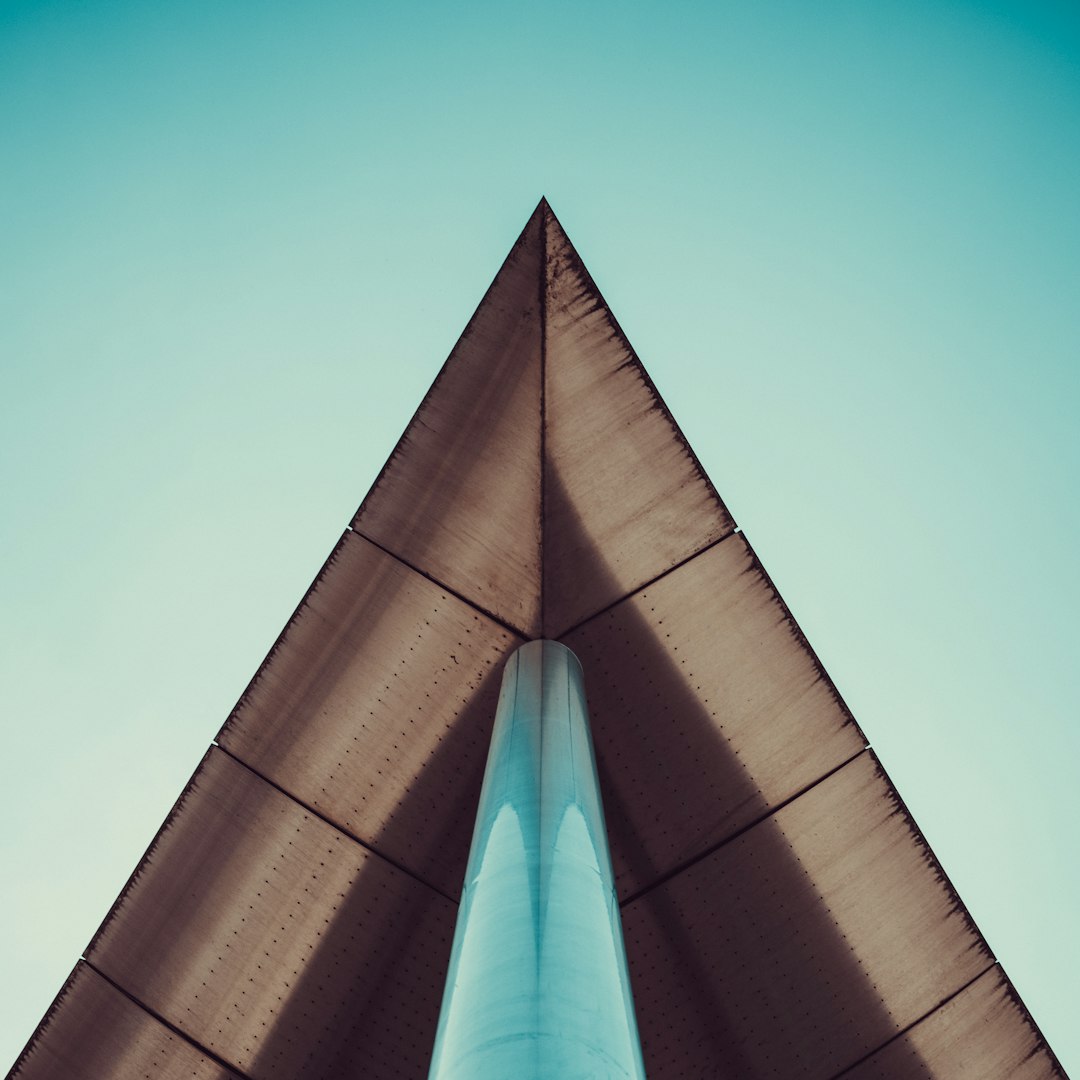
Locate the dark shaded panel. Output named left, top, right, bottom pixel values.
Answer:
left=565, top=531, right=864, bottom=896
left=621, top=753, right=992, bottom=1080
left=10, top=962, right=243, bottom=1080
left=842, top=967, right=1066, bottom=1080
left=87, top=749, right=456, bottom=1080
left=352, top=208, right=543, bottom=636
left=556, top=469, right=922, bottom=1076
left=542, top=206, right=734, bottom=635
left=219, top=530, right=523, bottom=895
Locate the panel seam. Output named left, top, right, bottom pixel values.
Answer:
left=619, top=748, right=868, bottom=908
left=824, top=963, right=999, bottom=1079
left=215, top=746, right=459, bottom=905
left=554, top=527, right=741, bottom=639
left=352, top=528, right=529, bottom=641
left=81, top=961, right=255, bottom=1080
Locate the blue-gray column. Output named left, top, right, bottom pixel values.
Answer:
left=428, top=640, right=646, bottom=1080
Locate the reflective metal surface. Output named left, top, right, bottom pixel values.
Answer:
left=429, top=640, right=645, bottom=1080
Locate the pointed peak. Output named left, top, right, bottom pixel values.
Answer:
left=527, top=196, right=568, bottom=248
left=526, top=196, right=551, bottom=229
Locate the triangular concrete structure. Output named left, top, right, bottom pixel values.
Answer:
left=12, top=201, right=1066, bottom=1080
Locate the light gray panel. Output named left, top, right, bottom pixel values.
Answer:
left=219, top=530, right=523, bottom=896
left=11, top=963, right=243, bottom=1080
left=352, top=208, right=543, bottom=636
left=542, top=207, right=734, bottom=635
left=622, top=754, right=992, bottom=1080
left=565, top=532, right=865, bottom=896
left=87, top=749, right=456, bottom=1080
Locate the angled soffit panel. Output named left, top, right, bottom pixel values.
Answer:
left=12, top=964, right=244, bottom=1080
left=542, top=207, right=735, bottom=636
left=11, top=202, right=1067, bottom=1080
left=621, top=752, right=994, bottom=1079
left=564, top=532, right=865, bottom=898
left=843, top=966, right=1059, bottom=1080
left=218, top=530, right=523, bottom=897
left=84, top=750, right=456, bottom=1080
left=352, top=208, right=544, bottom=637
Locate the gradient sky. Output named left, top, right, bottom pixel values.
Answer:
left=2, top=0, right=1078, bottom=1073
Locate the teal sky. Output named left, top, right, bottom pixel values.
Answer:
left=2, top=0, right=1078, bottom=1072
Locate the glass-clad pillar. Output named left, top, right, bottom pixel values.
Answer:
left=428, top=640, right=646, bottom=1079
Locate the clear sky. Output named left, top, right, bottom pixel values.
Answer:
left=1, top=0, right=1077, bottom=1073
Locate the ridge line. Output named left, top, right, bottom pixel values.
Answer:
left=619, top=748, right=868, bottom=908
left=539, top=201, right=548, bottom=637
left=215, top=746, right=459, bottom=905
left=540, top=204, right=734, bottom=524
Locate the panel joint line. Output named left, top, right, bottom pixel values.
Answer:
left=619, top=748, right=868, bottom=908
left=555, top=527, right=741, bottom=639
left=215, top=745, right=459, bottom=905
left=351, top=528, right=529, bottom=641
left=81, top=961, right=257, bottom=1080
left=825, top=964, right=999, bottom=1079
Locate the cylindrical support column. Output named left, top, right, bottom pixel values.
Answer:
left=428, top=640, right=646, bottom=1080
